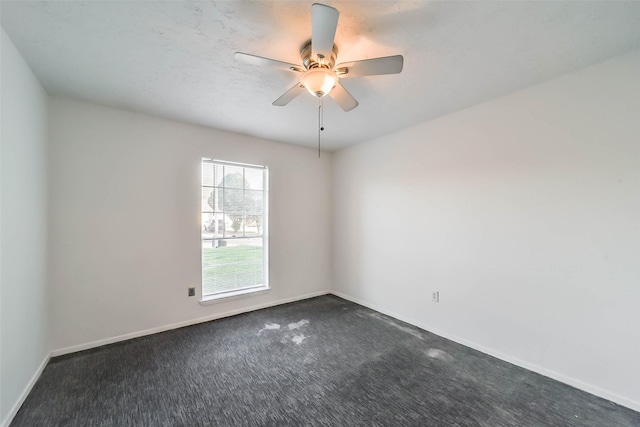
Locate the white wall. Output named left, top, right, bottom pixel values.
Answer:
left=332, top=50, right=640, bottom=410
left=48, top=97, right=332, bottom=352
left=0, top=29, right=50, bottom=425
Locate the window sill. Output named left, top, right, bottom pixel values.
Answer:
left=199, top=286, right=270, bottom=305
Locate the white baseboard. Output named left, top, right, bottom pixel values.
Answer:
left=51, top=290, right=330, bottom=357
left=1, top=353, right=50, bottom=427
left=330, top=291, right=640, bottom=413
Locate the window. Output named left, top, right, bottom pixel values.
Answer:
left=201, top=159, right=268, bottom=299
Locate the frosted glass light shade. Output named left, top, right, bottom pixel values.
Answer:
left=301, top=68, right=338, bottom=97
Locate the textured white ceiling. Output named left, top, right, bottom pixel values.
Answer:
left=3, top=1, right=640, bottom=151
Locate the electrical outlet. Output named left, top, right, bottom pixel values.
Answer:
left=432, top=291, right=439, bottom=303
left=188, top=286, right=195, bottom=297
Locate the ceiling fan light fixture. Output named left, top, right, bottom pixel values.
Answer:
left=234, top=3, right=403, bottom=111
left=301, top=68, right=337, bottom=97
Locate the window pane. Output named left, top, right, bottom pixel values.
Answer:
left=202, top=161, right=214, bottom=187
left=202, top=213, right=214, bottom=234
left=202, top=188, right=215, bottom=212
left=221, top=188, right=244, bottom=213
left=224, top=213, right=244, bottom=237
left=202, top=238, right=264, bottom=296
left=213, top=163, right=224, bottom=187
left=203, top=212, right=225, bottom=237
left=245, top=215, right=263, bottom=236
left=245, top=190, right=263, bottom=215
left=245, top=168, right=263, bottom=190
left=220, top=166, right=244, bottom=189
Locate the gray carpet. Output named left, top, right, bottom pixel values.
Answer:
left=11, top=295, right=640, bottom=426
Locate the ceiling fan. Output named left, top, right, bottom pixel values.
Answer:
left=234, top=3, right=404, bottom=112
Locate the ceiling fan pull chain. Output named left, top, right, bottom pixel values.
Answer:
left=318, top=99, right=324, bottom=158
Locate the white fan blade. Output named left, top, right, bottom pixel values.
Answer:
left=312, top=3, right=339, bottom=62
left=235, top=52, right=304, bottom=73
left=273, top=83, right=306, bottom=106
left=329, top=82, right=358, bottom=112
left=335, top=55, right=404, bottom=78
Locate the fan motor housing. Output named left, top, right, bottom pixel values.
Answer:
left=300, top=41, right=338, bottom=70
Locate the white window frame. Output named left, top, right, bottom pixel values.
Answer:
left=200, top=158, right=269, bottom=303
